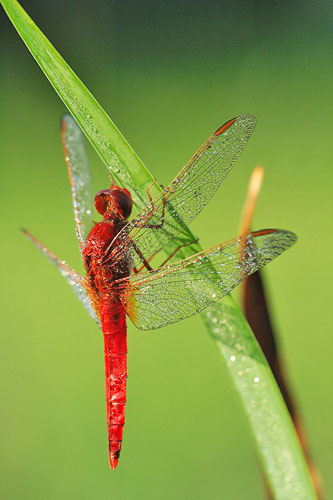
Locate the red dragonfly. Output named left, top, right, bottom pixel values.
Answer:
left=23, top=114, right=296, bottom=469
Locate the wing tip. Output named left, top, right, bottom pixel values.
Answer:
left=60, top=113, right=69, bottom=131
left=21, top=227, right=40, bottom=245
left=60, top=113, right=79, bottom=135
left=215, top=114, right=257, bottom=137
left=252, top=228, right=298, bottom=249
left=236, top=114, right=257, bottom=131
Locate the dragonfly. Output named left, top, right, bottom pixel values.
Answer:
left=23, top=114, right=296, bottom=469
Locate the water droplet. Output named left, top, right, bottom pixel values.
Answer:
left=254, top=377, right=260, bottom=383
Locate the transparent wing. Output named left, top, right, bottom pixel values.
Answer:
left=61, top=114, right=94, bottom=254
left=114, top=229, right=296, bottom=330
left=108, top=115, right=256, bottom=269
left=22, top=229, right=101, bottom=328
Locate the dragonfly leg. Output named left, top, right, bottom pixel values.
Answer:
left=132, top=238, right=199, bottom=274
left=130, top=182, right=167, bottom=231
left=132, top=248, right=160, bottom=274
left=140, top=187, right=166, bottom=230
left=131, top=241, right=153, bottom=271
left=146, top=179, right=158, bottom=204
left=157, top=238, right=199, bottom=268
left=101, top=234, right=156, bottom=271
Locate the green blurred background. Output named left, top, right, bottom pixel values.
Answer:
left=1, top=1, right=332, bottom=498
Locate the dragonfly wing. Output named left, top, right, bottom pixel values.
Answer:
left=110, top=115, right=256, bottom=269
left=22, top=229, right=101, bottom=328
left=114, top=229, right=296, bottom=330
left=61, top=114, right=94, bottom=254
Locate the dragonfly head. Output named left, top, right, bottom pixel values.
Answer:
left=95, top=186, right=133, bottom=220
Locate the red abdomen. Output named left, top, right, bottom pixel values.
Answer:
left=83, top=218, right=131, bottom=470
left=100, top=296, right=127, bottom=470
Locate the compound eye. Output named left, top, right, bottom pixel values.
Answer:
left=95, top=190, right=111, bottom=215
left=109, top=189, right=133, bottom=219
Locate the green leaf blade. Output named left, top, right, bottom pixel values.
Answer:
left=1, top=0, right=153, bottom=208
left=203, top=297, right=316, bottom=498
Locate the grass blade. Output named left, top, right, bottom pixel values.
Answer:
left=1, top=0, right=317, bottom=497
left=1, top=0, right=154, bottom=209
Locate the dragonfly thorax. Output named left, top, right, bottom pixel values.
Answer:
left=95, top=186, right=132, bottom=221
